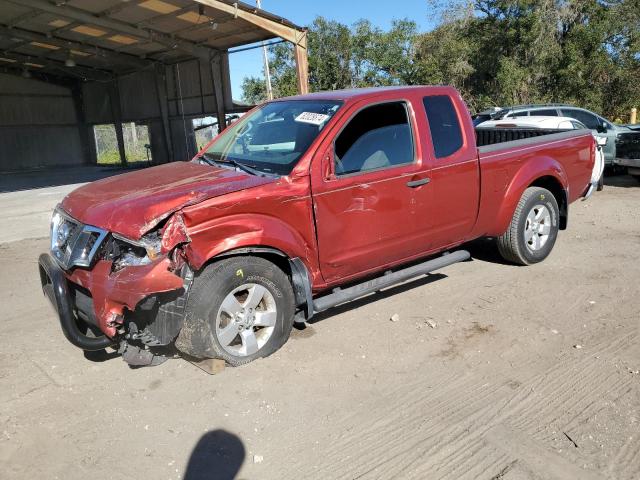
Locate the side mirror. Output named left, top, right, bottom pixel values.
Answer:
left=596, top=122, right=607, bottom=134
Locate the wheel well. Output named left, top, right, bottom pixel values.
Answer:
left=203, top=247, right=312, bottom=317
left=211, top=247, right=292, bottom=277
left=529, top=176, right=568, bottom=230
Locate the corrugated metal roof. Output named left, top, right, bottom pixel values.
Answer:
left=0, top=0, right=304, bottom=80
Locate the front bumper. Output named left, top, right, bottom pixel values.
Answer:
left=38, top=253, right=115, bottom=351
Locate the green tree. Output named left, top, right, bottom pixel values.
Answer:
left=241, top=3, right=639, bottom=120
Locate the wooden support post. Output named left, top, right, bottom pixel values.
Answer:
left=71, top=82, right=96, bottom=165
left=294, top=31, right=309, bottom=95
left=108, top=81, right=127, bottom=166
left=211, top=51, right=227, bottom=132
left=631, top=107, right=637, bottom=125
left=154, top=64, right=174, bottom=162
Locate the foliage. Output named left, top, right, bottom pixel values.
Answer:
left=241, top=1, right=639, bottom=120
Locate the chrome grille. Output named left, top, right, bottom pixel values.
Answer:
left=50, top=208, right=108, bottom=270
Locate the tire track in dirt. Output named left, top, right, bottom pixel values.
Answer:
left=284, top=331, right=637, bottom=479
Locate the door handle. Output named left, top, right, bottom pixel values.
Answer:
left=406, top=177, right=430, bottom=188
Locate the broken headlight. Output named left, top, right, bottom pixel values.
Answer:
left=109, top=232, right=162, bottom=271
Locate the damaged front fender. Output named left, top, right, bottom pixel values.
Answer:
left=67, top=257, right=184, bottom=337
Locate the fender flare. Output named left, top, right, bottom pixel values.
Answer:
left=208, top=246, right=315, bottom=322
left=490, top=157, right=569, bottom=236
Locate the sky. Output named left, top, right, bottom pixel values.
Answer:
left=228, top=0, right=437, bottom=99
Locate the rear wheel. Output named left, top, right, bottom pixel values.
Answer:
left=184, top=256, right=295, bottom=366
left=497, top=187, right=560, bottom=265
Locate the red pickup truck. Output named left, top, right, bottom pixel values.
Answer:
left=39, top=86, right=598, bottom=367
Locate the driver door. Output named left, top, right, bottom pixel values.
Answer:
left=311, top=99, right=431, bottom=284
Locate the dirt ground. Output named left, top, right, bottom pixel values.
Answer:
left=1, top=175, right=639, bottom=480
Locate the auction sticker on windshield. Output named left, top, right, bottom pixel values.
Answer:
left=295, top=112, right=330, bottom=126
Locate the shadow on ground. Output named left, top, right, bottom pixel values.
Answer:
left=306, top=272, right=448, bottom=326
left=184, top=430, right=245, bottom=480
left=463, top=237, right=510, bottom=265
left=0, top=163, right=150, bottom=193
left=603, top=173, right=639, bottom=188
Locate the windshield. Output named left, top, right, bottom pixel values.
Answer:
left=202, top=100, right=342, bottom=175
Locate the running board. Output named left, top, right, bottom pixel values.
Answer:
left=312, top=250, right=470, bottom=314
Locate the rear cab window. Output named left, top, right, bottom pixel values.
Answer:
left=422, top=95, right=463, bottom=159
left=334, top=101, right=415, bottom=176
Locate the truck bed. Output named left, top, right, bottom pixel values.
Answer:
left=475, top=126, right=576, bottom=147
left=471, top=129, right=595, bottom=238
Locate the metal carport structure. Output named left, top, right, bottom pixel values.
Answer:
left=0, top=0, right=308, bottom=170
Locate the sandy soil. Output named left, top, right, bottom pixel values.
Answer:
left=1, top=175, right=639, bottom=480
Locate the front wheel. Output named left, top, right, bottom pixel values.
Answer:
left=181, top=256, right=295, bottom=367
left=497, top=187, right=560, bottom=265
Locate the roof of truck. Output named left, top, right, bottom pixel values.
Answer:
left=277, top=85, right=455, bottom=102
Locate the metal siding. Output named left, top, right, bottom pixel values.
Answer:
left=0, top=73, right=70, bottom=96
left=173, top=60, right=202, bottom=98
left=0, top=73, right=83, bottom=170
left=82, top=81, right=113, bottom=125
left=0, top=96, right=77, bottom=126
left=170, top=117, right=196, bottom=162
left=118, top=70, right=160, bottom=120
left=0, top=126, right=83, bottom=171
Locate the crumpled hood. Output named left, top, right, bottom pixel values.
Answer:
left=61, top=161, right=274, bottom=239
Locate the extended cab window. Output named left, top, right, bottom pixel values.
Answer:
left=422, top=95, right=463, bottom=158
left=203, top=100, right=342, bottom=176
left=334, top=102, right=414, bottom=175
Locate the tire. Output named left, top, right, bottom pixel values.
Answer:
left=631, top=175, right=640, bottom=183
left=497, top=187, right=560, bottom=266
left=183, top=256, right=295, bottom=367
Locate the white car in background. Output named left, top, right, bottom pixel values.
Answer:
left=477, top=115, right=587, bottom=130
left=477, top=116, right=606, bottom=191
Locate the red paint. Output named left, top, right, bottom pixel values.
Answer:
left=62, top=161, right=274, bottom=239
left=59, top=86, right=595, bottom=337
left=67, top=258, right=183, bottom=336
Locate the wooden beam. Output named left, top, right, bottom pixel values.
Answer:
left=0, top=51, right=114, bottom=81
left=193, top=0, right=308, bottom=93
left=210, top=51, right=227, bottom=131
left=154, top=64, right=174, bottom=162
left=294, top=31, right=309, bottom=94
left=71, top=82, right=97, bottom=165
left=193, top=0, right=305, bottom=45
left=108, top=82, right=128, bottom=166
left=0, top=25, right=150, bottom=70
left=8, top=0, right=214, bottom=60
left=7, top=9, right=41, bottom=27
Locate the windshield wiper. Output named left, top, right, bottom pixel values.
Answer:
left=200, top=153, right=267, bottom=177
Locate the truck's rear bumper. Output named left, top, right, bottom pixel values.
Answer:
left=38, top=253, right=115, bottom=351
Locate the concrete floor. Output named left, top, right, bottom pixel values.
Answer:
left=0, top=166, right=140, bottom=244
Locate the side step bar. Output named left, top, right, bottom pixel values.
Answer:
left=312, top=250, right=470, bottom=314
